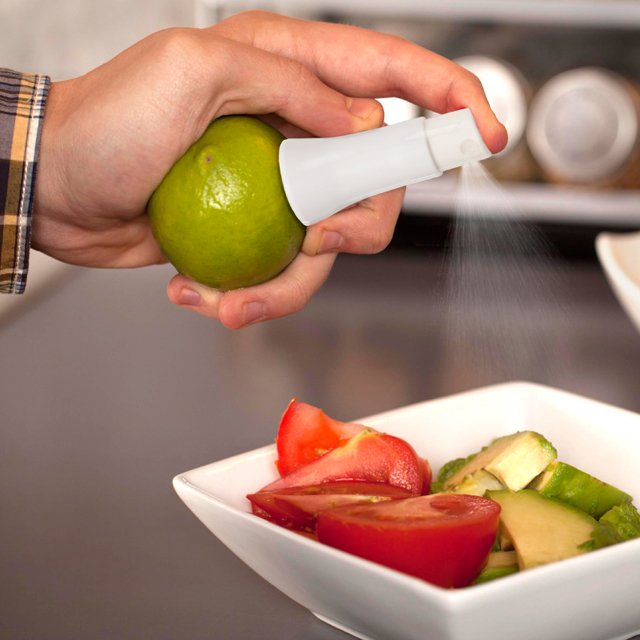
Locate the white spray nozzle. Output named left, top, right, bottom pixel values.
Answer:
left=279, top=107, right=491, bottom=226
left=423, top=108, right=491, bottom=170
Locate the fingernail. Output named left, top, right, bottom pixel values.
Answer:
left=242, top=301, right=266, bottom=325
left=318, top=230, right=343, bottom=254
left=178, top=287, right=201, bottom=307
left=348, top=97, right=378, bottom=120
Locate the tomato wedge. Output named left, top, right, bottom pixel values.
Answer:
left=420, top=458, right=432, bottom=495
left=263, top=430, right=424, bottom=495
left=247, top=482, right=413, bottom=532
left=316, top=494, right=500, bottom=588
left=275, top=399, right=366, bottom=476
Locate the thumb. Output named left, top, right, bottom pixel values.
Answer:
left=209, top=35, right=384, bottom=137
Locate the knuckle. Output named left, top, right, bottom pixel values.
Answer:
left=156, top=28, right=201, bottom=63
left=353, top=208, right=395, bottom=254
left=466, top=71, right=485, bottom=95
left=151, top=29, right=218, bottom=85
left=369, top=226, right=393, bottom=253
left=468, top=70, right=484, bottom=89
left=459, top=68, right=485, bottom=95
left=233, top=9, right=275, bottom=23
left=215, top=10, right=283, bottom=45
left=444, top=67, right=485, bottom=111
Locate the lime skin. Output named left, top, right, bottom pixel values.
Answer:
left=148, top=116, right=306, bottom=291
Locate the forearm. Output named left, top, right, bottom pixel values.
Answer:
left=0, top=68, right=50, bottom=293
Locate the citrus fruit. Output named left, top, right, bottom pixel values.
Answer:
left=148, top=115, right=305, bottom=290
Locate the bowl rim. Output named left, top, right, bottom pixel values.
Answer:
left=596, top=231, right=640, bottom=303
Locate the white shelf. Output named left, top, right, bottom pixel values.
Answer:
left=197, top=0, right=640, bottom=29
left=402, top=179, right=640, bottom=227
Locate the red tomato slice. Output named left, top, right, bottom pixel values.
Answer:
left=420, top=458, right=432, bottom=495
left=316, top=494, right=500, bottom=588
left=275, top=399, right=366, bottom=476
left=247, top=482, right=413, bottom=532
left=263, top=430, right=424, bottom=495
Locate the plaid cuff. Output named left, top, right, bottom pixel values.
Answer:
left=0, top=68, right=50, bottom=293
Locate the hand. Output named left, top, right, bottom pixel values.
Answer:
left=33, top=10, right=507, bottom=329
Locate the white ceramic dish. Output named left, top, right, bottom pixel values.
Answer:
left=596, top=230, right=640, bottom=333
left=173, top=382, right=640, bottom=640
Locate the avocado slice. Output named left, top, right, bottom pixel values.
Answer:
left=528, top=460, right=632, bottom=518
left=589, top=502, right=640, bottom=550
left=443, top=432, right=557, bottom=491
left=473, top=550, right=519, bottom=584
left=497, top=521, right=514, bottom=551
left=486, top=549, right=518, bottom=568
left=449, top=469, right=504, bottom=496
left=487, top=489, right=597, bottom=570
left=431, top=454, right=476, bottom=493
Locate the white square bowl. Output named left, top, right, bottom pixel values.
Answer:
left=173, top=382, right=640, bottom=640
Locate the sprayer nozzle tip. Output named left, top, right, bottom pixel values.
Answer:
left=424, top=108, right=492, bottom=171
left=460, top=139, right=487, bottom=162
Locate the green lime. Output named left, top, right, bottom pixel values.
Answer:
left=148, top=116, right=305, bottom=290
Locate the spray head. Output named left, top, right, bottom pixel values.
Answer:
left=423, top=108, right=491, bottom=170
left=279, top=107, right=491, bottom=226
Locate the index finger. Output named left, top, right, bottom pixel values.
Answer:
left=214, top=12, right=507, bottom=153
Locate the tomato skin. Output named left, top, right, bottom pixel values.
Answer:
left=420, top=458, right=432, bottom=495
left=247, top=482, right=413, bottom=532
left=263, top=430, right=424, bottom=495
left=275, top=399, right=365, bottom=476
left=316, top=494, right=500, bottom=588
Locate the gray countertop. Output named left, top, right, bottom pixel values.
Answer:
left=2, top=249, right=640, bottom=640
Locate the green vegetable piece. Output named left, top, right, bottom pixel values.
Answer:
left=473, top=550, right=519, bottom=584
left=449, top=469, right=504, bottom=497
left=487, top=489, right=597, bottom=570
left=486, top=549, right=518, bottom=568
left=432, top=455, right=476, bottom=493
left=498, top=521, right=514, bottom=551
left=528, top=461, right=632, bottom=519
left=444, top=432, right=557, bottom=492
left=474, top=565, right=519, bottom=584
left=589, top=502, right=640, bottom=550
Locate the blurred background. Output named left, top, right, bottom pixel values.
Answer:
left=1, top=1, right=640, bottom=638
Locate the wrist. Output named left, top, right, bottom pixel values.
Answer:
left=31, top=80, right=74, bottom=255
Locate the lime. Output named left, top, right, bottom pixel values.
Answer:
left=148, top=116, right=305, bottom=290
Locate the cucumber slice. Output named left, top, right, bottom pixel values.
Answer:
left=528, top=460, right=632, bottom=518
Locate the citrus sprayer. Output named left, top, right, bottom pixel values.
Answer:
left=279, top=108, right=491, bottom=226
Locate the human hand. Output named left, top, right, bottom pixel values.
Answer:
left=33, top=10, right=506, bottom=328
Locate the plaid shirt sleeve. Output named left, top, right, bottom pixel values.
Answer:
left=0, top=68, right=50, bottom=294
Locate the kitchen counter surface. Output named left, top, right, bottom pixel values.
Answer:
left=2, top=248, right=640, bottom=640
